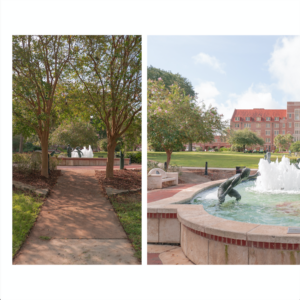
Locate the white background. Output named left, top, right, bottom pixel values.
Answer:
left=1, top=0, right=300, bottom=299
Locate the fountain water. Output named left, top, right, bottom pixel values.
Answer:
left=254, top=156, right=300, bottom=192
left=71, top=145, right=94, bottom=158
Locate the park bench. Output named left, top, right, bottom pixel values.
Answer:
left=147, top=168, right=178, bottom=189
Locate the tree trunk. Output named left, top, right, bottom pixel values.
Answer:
left=19, top=134, right=23, bottom=153
left=188, top=142, right=192, bottom=151
left=106, top=138, right=117, bottom=178
left=41, top=135, right=49, bottom=178
left=166, top=149, right=172, bottom=170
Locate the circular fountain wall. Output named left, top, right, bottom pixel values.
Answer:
left=191, top=156, right=300, bottom=227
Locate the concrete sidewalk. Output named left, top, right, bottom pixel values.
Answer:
left=14, top=169, right=139, bottom=265
left=147, top=244, right=193, bottom=265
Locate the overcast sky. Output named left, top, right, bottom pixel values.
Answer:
left=148, top=35, right=300, bottom=121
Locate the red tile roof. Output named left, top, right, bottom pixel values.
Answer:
left=231, top=109, right=287, bottom=122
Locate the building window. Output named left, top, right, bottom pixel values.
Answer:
left=275, top=117, right=279, bottom=121
left=295, top=109, right=300, bottom=120
left=235, top=123, right=239, bottom=128
left=245, top=117, right=250, bottom=121
left=256, top=117, right=261, bottom=121
left=266, top=117, right=270, bottom=121
left=274, top=130, right=279, bottom=136
left=282, top=130, right=285, bottom=135
left=256, top=130, right=261, bottom=136
left=289, top=113, right=292, bottom=119
left=265, top=130, right=270, bottom=135
left=266, top=138, right=270, bottom=143
left=282, top=123, right=285, bottom=128
left=289, top=122, right=292, bottom=128
left=266, top=123, right=270, bottom=128
left=295, top=123, right=300, bottom=128
left=244, top=123, right=251, bottom=128
left=256, top=123, right=261, bottom=128
left=274, top=123, right=279, bottom=128
left=235, top=117, right=240, bottom=121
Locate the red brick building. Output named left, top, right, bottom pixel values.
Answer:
left=187, top=101, right=300, bottom=151
left=187, top=135, right=230, bottom=151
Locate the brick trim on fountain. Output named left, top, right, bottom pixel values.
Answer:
left=147, top=213, right=178, bottom=219
left=184, top=225, right=300, bottom=250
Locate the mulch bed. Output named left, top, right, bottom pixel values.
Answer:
left=13, top=167, right=62, bottom=190
left=95, top=169, right=141, bottom=196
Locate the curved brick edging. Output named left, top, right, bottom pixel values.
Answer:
left=147, top=213, right=177, bottom=219
left=184, top=225, right=300, bottom=250
left=147, top=180, right=300, bottom=264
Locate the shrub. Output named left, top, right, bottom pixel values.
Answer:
left=99, top=139, right=108, bottom=151
left=49, top=156, right=60, bottom=170
left=195, top=146, right=201, bottom=152
left=126, top=151, right=141, bottom=164
left=21, top=142, right=41, bottom=152
left=219, top=147, right=230, bottom=152
left=290, top=141, right=300, bottom=152
left=13, top=153, right=60, bottom=173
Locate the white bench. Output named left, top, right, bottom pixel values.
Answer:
left=147, top=168, right=178, bottom=189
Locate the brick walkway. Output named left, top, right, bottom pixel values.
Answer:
left=14, top=168, right=139, bottom=265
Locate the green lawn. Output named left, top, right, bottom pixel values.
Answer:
left=13, top=189, right=44, bottom=257
left=108, top=192, right=141, bottom=262
left=148, top=151, right=295, bottom=169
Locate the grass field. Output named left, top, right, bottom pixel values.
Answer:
left=108, top=192, right=141, bottom=262
left=147, top=151, right=296, bottom=169
left=13, top=189, right=44, bottom=257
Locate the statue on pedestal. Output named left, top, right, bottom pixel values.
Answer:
left=218, top=168, right=260, bottom=204
left=75, top=146, right=83, bottom=158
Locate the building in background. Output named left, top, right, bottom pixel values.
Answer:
left=186, top=102, right=300, bottom=151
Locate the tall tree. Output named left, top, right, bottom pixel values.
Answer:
left=147, top=66, right=195, bottom=98
left=13, top=35, right=71, bottom=177
left=228, top=128, right=264, bottom=151
left=148, top=79, right=225, bottom=169
left=70, top=35, right=141, bottom=178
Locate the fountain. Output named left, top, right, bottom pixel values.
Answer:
left=191, top=155, right=300, bottom=227
left=147, top=153, right=300, bottom=264
left=71, top=145, right=93, bottom=158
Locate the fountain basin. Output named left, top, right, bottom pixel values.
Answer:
left=58, top=157, right=130, bottom=166
left=191, top=180, right=300, bottom=227
left=147, top=180, right=300, bottom=264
